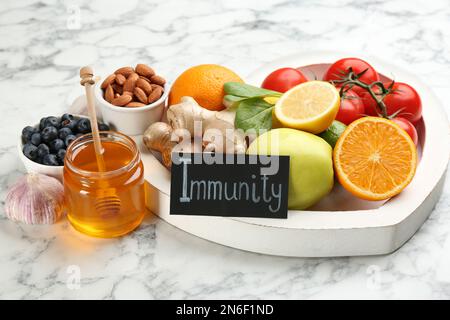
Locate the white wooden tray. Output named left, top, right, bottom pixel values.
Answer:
left=137, top=52, right=449, bottom=257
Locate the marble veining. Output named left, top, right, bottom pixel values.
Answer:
left=0, top=0, right=450, bottom=299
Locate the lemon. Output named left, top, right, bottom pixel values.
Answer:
left=274, top=81, right=340, bottom=134
left=247, top=128, right=334, bottom=210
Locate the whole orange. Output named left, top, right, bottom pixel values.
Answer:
left=168, top=64, right=243, bottom=111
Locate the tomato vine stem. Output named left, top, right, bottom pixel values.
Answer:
left=331, top=68, right=392, bottom=119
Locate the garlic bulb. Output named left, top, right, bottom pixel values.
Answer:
left=5, top=173, right=64, bottom=224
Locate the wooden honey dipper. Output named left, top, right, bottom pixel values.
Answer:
left=80, top=66, right=120, bottom=216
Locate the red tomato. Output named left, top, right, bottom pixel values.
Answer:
left=261, top=68, right=308, bottom=93
left=392, top=117, right=418, bottom=146
left=323, top=57, right=379, bottom=96
left=360, top=85, right=381, bottom=116
left=335, top=89, right=365, bottom=125
left=383, top=82, right=422, bottom=124
left=363, top=82, right=422, bottom=124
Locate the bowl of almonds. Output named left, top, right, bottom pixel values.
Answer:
left=95, top=64, right=169, bottom=136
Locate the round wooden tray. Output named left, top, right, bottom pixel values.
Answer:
left=137, top=51, right=449, bottom=257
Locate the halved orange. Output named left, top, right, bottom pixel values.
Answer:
left=333, top=117, right=417, bottom=201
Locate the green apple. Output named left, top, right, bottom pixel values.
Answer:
left=247, top=128, right=334, bottom=210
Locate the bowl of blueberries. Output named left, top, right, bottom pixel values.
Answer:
left=19, top=113, right=110, bottom=180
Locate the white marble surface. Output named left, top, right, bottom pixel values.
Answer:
left=0, top=0, right=450, bottom=299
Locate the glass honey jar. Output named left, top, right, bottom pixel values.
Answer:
left=64, top=131, right=145, bottom=238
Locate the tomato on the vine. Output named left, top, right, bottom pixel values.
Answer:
left=323, top=58, right=379, bottom=96
left=335, top=89, right=365, bottom=125
left=261, top=67, right=308, bottom=93
left=363, top=82, right=422, bottom=124
left=384, top=82, right=422, bottom=124
left=392, top=117, right=418, bottom=146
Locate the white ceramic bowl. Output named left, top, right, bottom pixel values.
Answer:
left=95, top=83, right=169, bottom=136
left=18, top=114, right=90, bottom=181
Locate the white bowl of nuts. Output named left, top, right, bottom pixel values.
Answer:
left=95, top=64, right=169, bottom=136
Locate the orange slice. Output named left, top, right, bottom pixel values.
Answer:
left=333, top=117, right=417, bottom=201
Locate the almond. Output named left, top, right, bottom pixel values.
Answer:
left=115, top=73, right=126, bottom=86
left=101, top=74, right=116, bottom=89
left=112, top=83, right=123, bottom=94
left=136, top=78, right=152, bottom=95
left=150, top=75, right=166, bottom=86
left=151, top=84, right=164, bottom=92
left=115, top=93, right=120, bottom=98
left=123, top=72, right=139, bottom=93
left=147, top=86, right=163, bottom=104
left=126, top=102, right=147, bottom=108
left=134, top=87, right=148, bottom=104
left=114, top=66, right=134, bottom=77
left=112, top=94, right=132, bottom=106
left=135, top=64, right=155, bottom=78
left=122, top=91, right=133, bottom=97
left=140, top=76, right=152, bottom=84
left=105, top=85, right=114, bottom=103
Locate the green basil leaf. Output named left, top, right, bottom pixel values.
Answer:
left=223, top=95, right=249, bottom=109
left=224, top=82, right=281, bottom=98
left=235, top=97, right=274, bottom=132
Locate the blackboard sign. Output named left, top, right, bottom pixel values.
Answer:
left=170, top=153, right=290, bottom=219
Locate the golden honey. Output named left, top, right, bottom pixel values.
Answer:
left=64, top=132, right=145, bottom=238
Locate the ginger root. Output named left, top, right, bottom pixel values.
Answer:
left=143, top=122, right=175, bottom=168
left=143, top=97, right=246, bottom=167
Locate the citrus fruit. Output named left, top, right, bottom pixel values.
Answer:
left=319, top=120, right=347, bottom=148
left=169, top=64, right=243, bottom=111
left=274, top=81, right=340, bottom=134
left=247, top=128, right=334, bottom=210
left=333, top=117, right=417, bottom=201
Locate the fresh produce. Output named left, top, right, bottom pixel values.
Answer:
left=261, top=67, right=308, bottom=93
left=143, top=122, right=177, bottom=167
left=273, top=81, right=340, bottom=134
left=392, top=117, right=418, bottom=146
left=247, top=128, right=334, bottom=209
left=335, top=89, right=364, bottom=125
left=319, top=120, right=347, bottom=148
left=22, top=114, right=110, bottom=166
left=5, top=173, right=64, bottom=224
left=223, top=82, right=281, bottom=132
left=363, top=82, right=422, bottom=123
left=101, top=64, right=166, bottom=107
left=143, top=57, right=421, bottom=208
left=143, top=97, right=246, bottom=167
left=334, top=117, right=417, bottom=201
left=169, top=64, right=243, bottom=111
left=323, top=57, right=379, bottom=96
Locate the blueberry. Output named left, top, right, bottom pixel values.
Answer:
left=41, top=126, right=58, bottom=142
left=42, top=154, right=59, bottom=166
left=56, top=149, right=66, bottom=164
left=58, top=127, right=72, bottom=140
left=65, top=134, right=77, bottom=147
left=76, top=118, right=91, bottom=134
left=98, top=123, right=110, bottom=131
left=48, top=138, right=65, bottom=152
left=61, top=113, right=74, bottom=122
left=23, top=143, right=38, bottom=161
left=61, top=119, right=78, bottom=132
left=30, top=132, right=42, bottom=146
left=22, top=126, right=38, bottom=143
left=39, top=117, right=48, bottom=130
left=43, top=116, right=61, bottom=129
left=36, top=143, right=50, bottom=159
